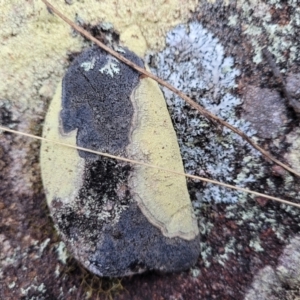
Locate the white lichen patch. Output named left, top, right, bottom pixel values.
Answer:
left=190, top=267, right=201, bottom=277
left=150, top=22, right=260, bottom=205
left=99, top=56, right=120, bottom=77
left=8, top=281, right=16, bottom=289
left=55, top=264, right=60, bottom=278
left=55, top=241, right=69, bottom=265
left=81, top=57, right=96, bottom=72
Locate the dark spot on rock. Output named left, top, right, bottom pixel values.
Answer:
left=61, top=46, right=144, bottom=158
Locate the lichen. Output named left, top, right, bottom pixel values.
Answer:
left=80, top=57, right=96, bottom=72
left=216, top=237, right=236, bottom=266
left=55, top=241, right=69, bottom=265
left=99, top=55, right=120, bottom=77
left=234, top=0, right=300, bottom=66
left=148, top=17, right=300, bottom=275
left=0, top=0, right=197, bottom=112
left=149, top=22, right=259, bottom=205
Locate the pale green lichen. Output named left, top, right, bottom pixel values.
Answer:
left=228, top=15, right=238, bottom=26
left=55, top=241, right=69, bottom=265
left=234, top=0, right=300, bottom=66
left=21, top=281, right=46, bottom=297
left=200, top=242, right=212, bottom=268
left=249, top=237, right=264, bottom=252
left=216, top=237, right=236, bottom=266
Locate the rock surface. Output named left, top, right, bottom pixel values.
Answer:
left=1, top=0, right=300, bottom=299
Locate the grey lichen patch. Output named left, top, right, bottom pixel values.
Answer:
left=241, top=86, right=288, bottom=139
left=249, top=237, right=264, bottom=253
left=149, top=22, right=258, bottom=205
left=148, top=19, right=300, bottom=286
left=0, top=233, right=58, bottom=297
left=41, top=45, right=200, bottom=277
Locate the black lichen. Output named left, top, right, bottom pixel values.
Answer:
left=61, top=46, right=144, bottom=158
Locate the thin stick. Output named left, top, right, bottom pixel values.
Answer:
left=41, top=0, right=300, bottom=178
left=1, top=125, right=300, bottom=209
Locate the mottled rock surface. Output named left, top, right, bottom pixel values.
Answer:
left=1, top=0, right=300, bottom=299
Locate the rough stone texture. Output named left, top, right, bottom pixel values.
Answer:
left=244, top=236, right=300, bottom=300
left=277, top=236, right=300, bottom=289
left=245, top=266, right=286, bottom=300
left=286, top=73, right=300, bottom=114
left=1, top=0, right=300, bottom=299
left=241, top=86, right=288, bottom=139
left=284, top=128, right=300, bottom=175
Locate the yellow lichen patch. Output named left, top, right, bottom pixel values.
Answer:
left=0, top=0, right=197, bottom=112
left=40, top=83, right=84, bottom=205
left=120, top=25, right=147, bottom=58
left=127, top=76, right=199, bottom=241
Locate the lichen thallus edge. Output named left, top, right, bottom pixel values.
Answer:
left=1, top=0, right=300, bottom=209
